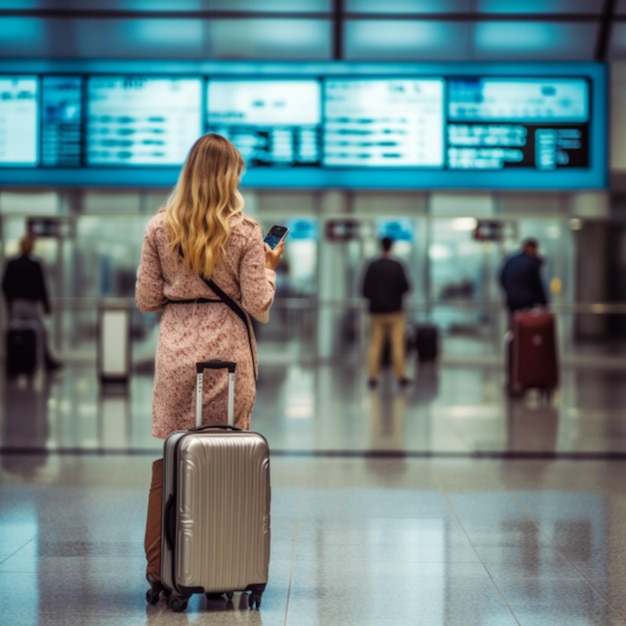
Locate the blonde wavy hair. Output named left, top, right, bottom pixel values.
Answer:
left=164, top=133, right=245, bottom=277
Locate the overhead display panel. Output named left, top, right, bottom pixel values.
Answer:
left=87, top=77, right=202, bottom=166
left=447, top=78, right=590, bottom=171
left=323, top=79, right=444, bottom=167
left=207, top=80, right=321, bottom=167
left=0, top=76, right=38, bottom=165
left=0, top=61, right=607, bottom=189
left=41, top=76, right=83, bottom=167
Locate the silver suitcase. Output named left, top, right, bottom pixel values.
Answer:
left=161, top=360, right=270, bottom=612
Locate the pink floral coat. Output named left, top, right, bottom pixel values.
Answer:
left=136, top=211, right=276, bottom=438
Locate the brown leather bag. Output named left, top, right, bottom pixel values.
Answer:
left=144, top=458, right=163, bottom=583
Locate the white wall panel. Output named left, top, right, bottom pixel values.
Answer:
left=143, top=191, right=169, bottom=214
left=0, top=191, right=59, bottom=214
left=352, top=193, right=427, bottom=216
left=497, top=194, right=566, bottom=217
left=430, top=193, right=495, bottom=217
left=83, top=192, right=142, bottom=214
left=567, top=192, right=609, bottom=217
left=257, top=193, right=319, bottom=215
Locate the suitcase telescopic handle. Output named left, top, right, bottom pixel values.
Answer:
left=195, top=360, right=237, bottom=428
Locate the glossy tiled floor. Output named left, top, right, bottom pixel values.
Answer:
left=1, top=362, right=626, bottom=625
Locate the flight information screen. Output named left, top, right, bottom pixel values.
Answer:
left=41, top=76, right=83, bottom=167
left=87, top=77, right=202, bottom=165
left=446, top=78, right=590, bottom=171
left=0, top=76, right=38, bottom=165
left=207, top=80, right=321, bottom=167
left=323, top=79, right=444, bottom=167
left=0, top=62, right=607, bottom=189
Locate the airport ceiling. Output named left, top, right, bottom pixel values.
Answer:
left=1, top=0, right=626, bottom=62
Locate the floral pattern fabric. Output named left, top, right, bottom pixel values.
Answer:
left=136, top=211, right=276, bottom=438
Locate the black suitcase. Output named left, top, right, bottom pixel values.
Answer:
left=415, top=323, right=439, bottom=363
left=6, top=321, right=39, bottom=377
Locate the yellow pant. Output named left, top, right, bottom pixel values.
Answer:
left=367, top=313, right=406, bottom=379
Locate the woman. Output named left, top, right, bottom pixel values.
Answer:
left=136, top=133, right=284, bottom=595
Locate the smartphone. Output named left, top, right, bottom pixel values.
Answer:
left=263, top=225, right=289, bottom=250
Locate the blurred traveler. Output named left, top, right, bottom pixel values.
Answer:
left=136, top=133, right=283, bottom=596
left=500, top=239, right=556, bottom=397
left=499, top=238, right=548, bottom=318
left=2, top=233, right=62, bottom=372
left=361, top=237, right=411, bottom=389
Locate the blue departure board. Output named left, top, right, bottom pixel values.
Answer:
left=323, top=79, right=444, bottom=167
left=87, top=77, right=202, bottom=166
left=41, top=76, right=83, bottom=167
left=0, top=61, right=608, bottom=189
left=0, top=76, right=38, bottom=165
left=447, top=78, right=590, bottom=171
left=207, top=79, right=321, bottom=167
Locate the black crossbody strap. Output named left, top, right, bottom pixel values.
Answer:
left=203, top=277, right=257, bottom=379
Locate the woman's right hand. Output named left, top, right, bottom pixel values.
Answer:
left=265, top=240, right=285, bottom=270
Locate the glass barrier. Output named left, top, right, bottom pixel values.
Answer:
left=45, top=297, right=626, bottom=369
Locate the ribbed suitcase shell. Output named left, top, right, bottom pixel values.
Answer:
left=512, top=310, right=559, bottom=390
left=161, top=429, right=270, bottom=596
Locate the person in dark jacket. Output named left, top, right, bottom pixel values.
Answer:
left=2, top=234, right=62, bottom=371
left=499, top=238, right=548, bottom=316
left=361, top=237, right=411, bottom=389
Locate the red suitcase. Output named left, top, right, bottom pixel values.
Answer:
left=510, top=309, right=559, bottom=397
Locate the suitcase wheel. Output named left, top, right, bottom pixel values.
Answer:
left=249, top=592, right=262, bottom=610
left=168, top=596, right=188, bottom=612
left=145, top=580, right=169, bottom=605
left=146, top=588, right=160, bottom=605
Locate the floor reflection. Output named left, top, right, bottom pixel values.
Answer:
left=505, top=396, right=560, bottom=453
left=1, top=376, right=51, bottom=476
left=0, top=362, right=625, bottom=457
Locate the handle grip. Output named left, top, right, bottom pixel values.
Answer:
left=196, top=360, right=236, bottom=374
left=190, top=424, right=242, bottom=433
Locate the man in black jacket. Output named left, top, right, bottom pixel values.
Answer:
left=362, top=237, right=411, bottom=389
left=499, top=238, right=548, bottom=316
left=2, top=234, right=62, bottom=371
